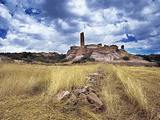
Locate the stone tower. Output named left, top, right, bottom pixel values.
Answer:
left=121, top=45, right=124, bottom=50
left=80, top=32, right=85, bottom=47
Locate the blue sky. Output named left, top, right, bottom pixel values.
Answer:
left=0, top=0, right=160, bottom=54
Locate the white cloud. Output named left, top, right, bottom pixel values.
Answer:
left=0, top=0, right=159, bottom=54
left=142, top=3, right=158, bottom=15
left=0, top=4, right=12, bottom=21
left=67, top=0, right=89, bottom=16
left=58, top=19, right=71, bottom=30
left=69, top=7, right=127, bottom=45
left=90, top=7, right=122, bottom=23
left=0, top=3, right=70, bottom=53
left=125, top=18, right=148, bottom=31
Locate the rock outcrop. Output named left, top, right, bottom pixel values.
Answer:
left=66, top=32, right=148, bottom=63
left=66, top=44, right=129, bottom=62
left=65, top=32, right=132, bottom=62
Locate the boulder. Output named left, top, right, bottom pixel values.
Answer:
left=87, top=92, right=103, bottom=107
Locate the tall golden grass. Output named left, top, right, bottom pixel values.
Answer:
left=101, top=64, right=160, bottom=119
left=102, top=64, right=148, bottom=109
left=0, top=63, right=98, bottom=97
left=48, top=65, right=99, bottom=95
left=0, top=63, right=160, bottom=120
left=115, top=65, right=148, bottom=109
left=101, top=65, right=121, bottom=115
left=0, top=64, right=51, bottom=96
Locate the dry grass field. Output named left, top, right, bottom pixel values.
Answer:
left=0, top=63, right=160, bottom=120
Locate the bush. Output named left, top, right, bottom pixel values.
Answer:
left=81, top=55, right=95, bottom=62
left=123, top=56, right=130, bottom=61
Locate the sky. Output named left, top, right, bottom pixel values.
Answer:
left=0, top=0, right=160, bottom=54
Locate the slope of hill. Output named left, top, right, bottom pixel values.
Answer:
left=0, top=52, right=66, bottom=63
left=65, top=32, right=158, bottom=66
left=0, top=32, right=159, bottom=66
left=137, top=54, right=160, bottom=63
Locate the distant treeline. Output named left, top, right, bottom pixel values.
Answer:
left=0, top=52, right=67, bottom=63
left=137, top=54, right=160, bottom=63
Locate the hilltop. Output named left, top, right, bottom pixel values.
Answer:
left=65, top=32, right=159, bottom=66
left=0, top=32, right=159, bottom=66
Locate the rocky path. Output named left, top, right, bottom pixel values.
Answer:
left=55, top=69, right=106, bottom=113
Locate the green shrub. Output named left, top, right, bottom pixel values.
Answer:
left=81, top=55, right=95, bottom=62
left=123, top=56, right=130, bottom=61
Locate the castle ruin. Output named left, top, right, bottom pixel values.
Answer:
left=80, top=32, right=85, bottom=47
left=66, top=32, right=128, bottom=62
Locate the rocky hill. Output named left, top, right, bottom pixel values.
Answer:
left=66, top=32, right=148, bottom=64
left=0, top=32, right=159, bottom=66
left=66, top=44, right=147, bottom=63
left=137, top=54, right=160, bottom=62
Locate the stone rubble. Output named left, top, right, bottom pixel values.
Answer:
left=55, top=72, right=105, bottom=112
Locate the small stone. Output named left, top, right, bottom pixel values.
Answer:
left=66, top=93, right=77, bottom=105
left=78, top=93, right=88, bottom=104
left=81, top=86, right=88, bottom=93
left=89, top=78, right=97, bottom=84
left=73, top=88, right=85, bottom=96
left=56, top=91, right=70, bottom=101
left=73, top=86, right=88, bottom=95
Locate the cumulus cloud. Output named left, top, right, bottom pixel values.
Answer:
left=0, top=1, right=70, bottom=53
left=67, top=0, right=89, bottom=16
left=0, top=0, right=160, bottom=54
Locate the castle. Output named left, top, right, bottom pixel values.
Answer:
left=66, top=32, right=129, bottom=62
